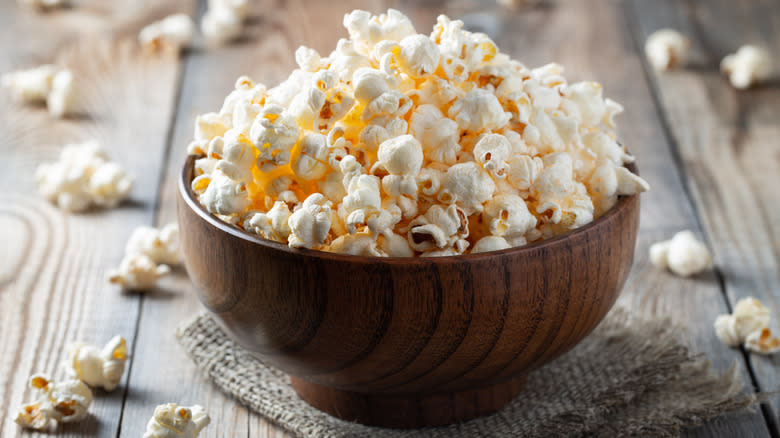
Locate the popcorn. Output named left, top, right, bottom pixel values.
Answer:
left=143, top=403, right=210, bottom=438
left=202, top=0, right=246, bottom=45
left=482, top=194, right=537, bottom=244
left=36, top=140, right=134, bottom=212
left=715, top=297, right=778, bottom=355
left=46, top=69, right=76, bottom=118
left=64, top=336, right=129, bottom=391
left=15, top=375, right=92, bottom=430
left=644, top=29, right=690, bottom=71
left=471, top=235, right=511, bottom=253
left=2, top=65, right=77, bottom=118
left=745, top=328, right=780, bottom=355
left=649, top=230, right=712, bottom=277
left=720, top=45, right=772, bottom=89
left=447, top=88, right=511, bottom=132
left=288, top=193, right=333, bottom=249
left=139, top=14, right=195, bottom=53
left=125, top=223, right=180, bottom=265
left=185, top=9, right=648, bottom=256
left=473, top=133, right=511, bottom=179
left=108, top=253, right=171, bottom=291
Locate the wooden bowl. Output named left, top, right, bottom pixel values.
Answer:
left=177, top=156, right=640, bottom=428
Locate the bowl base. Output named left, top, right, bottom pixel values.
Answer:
left=290, top=374, right=527, bottom=428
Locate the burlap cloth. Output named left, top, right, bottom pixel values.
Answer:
left=176, top=309, right=759, bottom=437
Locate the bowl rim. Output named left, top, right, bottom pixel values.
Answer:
left=179, top=155, right=639, bottom=265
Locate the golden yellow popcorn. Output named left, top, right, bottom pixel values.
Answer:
left=186, top=9, right=648, bottom=256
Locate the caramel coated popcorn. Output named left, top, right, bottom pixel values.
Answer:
left=187, top=9, right=648, bottom=256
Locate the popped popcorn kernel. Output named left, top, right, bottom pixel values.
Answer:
left=720, top=45, right=772, bottom=89
left=649, top=230, right=712, bottom=277
left=36, top=140, right=134, bottom=212
left=143, top=403, right=210, bottom=438
left=2, top=65, right=77, bottom=118
left=108, top=253, right=170, bottom=291
left=644, top=29, right=690, bottom=71
left=714, top=297, right=776, bottom=354
left=14, top=375, right=92, bottom=430
left=64, top=336, right=129, bottom=391
left=139, top=14, right=195, bottom=53
left=202, top=0, right=248, bottom=46
left=185, top=9, right=648, bottom=256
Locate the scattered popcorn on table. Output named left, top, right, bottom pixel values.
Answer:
left=720, top=45, right=772, bottom=89
left=14, top=374, right=92, bottom=430
left=644, top=29, right=690, bottom=71
left=17, top=0, right=68, bottom=10
left=714, top=297, right=779, bottom=355
left=745, top=328, right=780, bottom=355
left=125, top=223, right=181, bottom=265
left=64, top=336, right=129, bottom=391
left=139, top=14, right=195, bottom=53
left=649, top=230, right=712, bottom=277
left=36, top=140, right=134, bottom=212
left=143, top=403, right=210, bottom=438
left=186, top=9, right=649, bottom=256
left=108, top=253, right=171, bottom=291
left=202, top=0, right=248, bottom=45
left=2, top=65, right=77, bottom=117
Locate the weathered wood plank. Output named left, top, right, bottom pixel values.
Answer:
left=629, top=0, right=780, bottom=434
left=0, top=2, right=187, bottom=437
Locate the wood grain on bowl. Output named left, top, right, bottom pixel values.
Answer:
left=178, top=156, right=640, bottom=428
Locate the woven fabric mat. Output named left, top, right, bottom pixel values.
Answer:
left=176, top=309, right=757, bottom=437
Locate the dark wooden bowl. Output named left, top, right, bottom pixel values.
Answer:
left=177, top=156, right=640, bottom=428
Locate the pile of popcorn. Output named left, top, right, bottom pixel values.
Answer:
left=186, top=9, right=649, bottom=257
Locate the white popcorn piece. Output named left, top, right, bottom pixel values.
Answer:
left=250, top=104, right=300, bottom=171
left=483, top=194, right=537, bottom=240
left=202, top=6, right=243, bottom=45
left=733, top=297, right=771, bottom=341
left=438, top=162, right=496, bottom=215
left=143, top=403, right=210, bottom=438
left=198, top=171, right=251, bottom=215
left=36, top=140, right=134, bottom=212
left=64, top=336, right=129, bottom=391
left=648, top=230, right=712, bottom=277
left=471, top=235, right=511, bottom=253
left=139, top=14, right=195, bottom=53
left=2, top=65, right=77, bottom=118
left=108, top=253, right=171, bottom=291
left=194, top=112, right=230, bottom=143
left=288, top=193, right=333, bottom=249
left=448, top=88, right=511, bottom=132
left=745, top=328, right=780, bottom=355
left=715, top=297, right=777, bottom=354
left=343, top=9, right=416, bottom=53
left=15, top=375, right=92, bottom=430
left=407, top=204, right=468, bottom=252
left=296, top=46, right=322, bottom=72
left=713, top=314, right=740, bottom=347
left=398, top=34, right=440, bottom=76
left=507, top=154, right=543, bottom=191
left=245, top=201, right=292, bottom=241
left=720, top=45, right=772, bottom=89
left=1, top=64, right=58, bottom=103
left=409, top=104, right=460, bottom=164
left=47, top=69, right=76, bottom=118
left=291, top=132, right=330, bottom=180
left=125, top=223, right=180, bottom=265
left=473, top=133, right=511, bottom=179
left=644, top=29, right=690, bottom=71
left=215, top=131, right=256, bottom=183
left=375, top=134, right=423, bottom=176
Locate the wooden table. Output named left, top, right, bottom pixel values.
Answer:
left=1, top=0, right=778, bottom=436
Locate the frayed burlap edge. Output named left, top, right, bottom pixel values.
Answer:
left=176, top=308, right=759, bottom=438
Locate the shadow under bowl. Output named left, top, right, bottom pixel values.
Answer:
left=177, top=156, right=640, bottom=428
